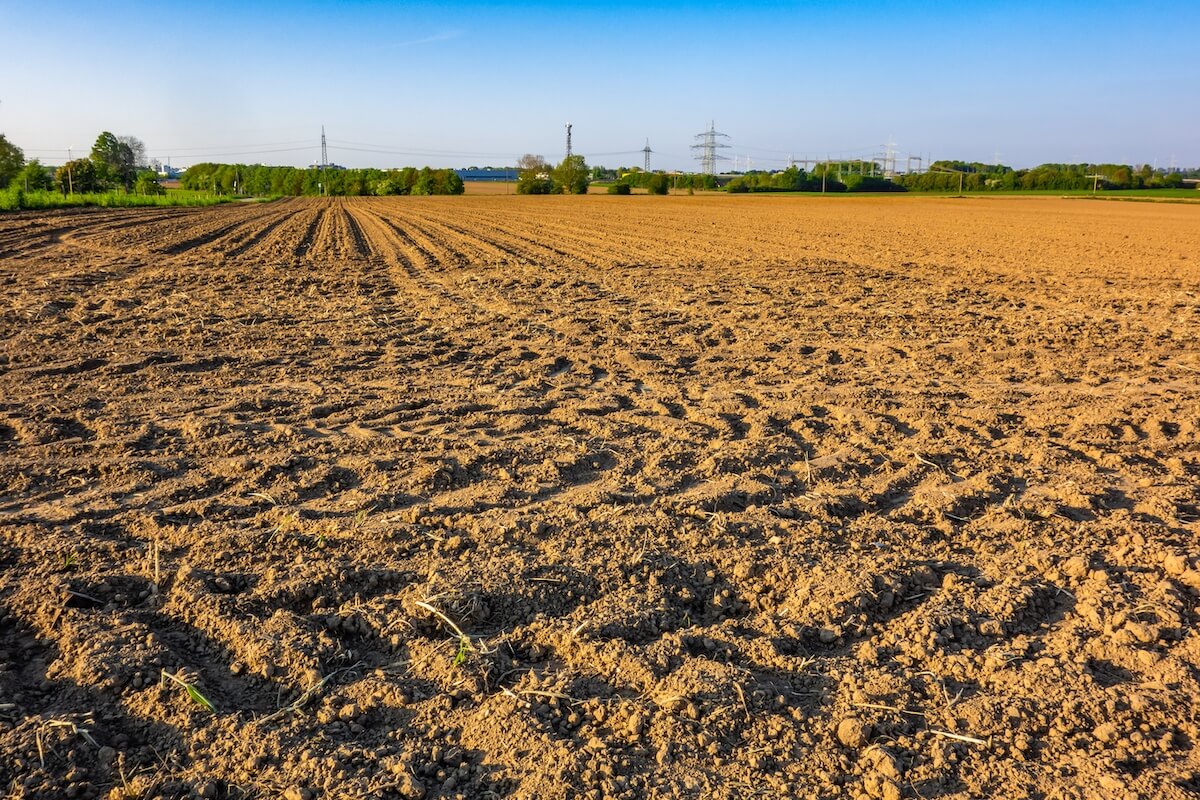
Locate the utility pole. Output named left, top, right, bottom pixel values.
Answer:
left=565, top=123, right=573, bottom=159
left=643, top=138, right=652, bottom=172
left=691, top=121, right=731, bottom=175
left=66, top=146, right=74, bottom=195
left=932, top=165, right=966, bottom=196
left=1085, top=173, right=1104, bottom=194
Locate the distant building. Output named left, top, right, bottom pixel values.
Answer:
left=456, top=167, right=515, bottom=182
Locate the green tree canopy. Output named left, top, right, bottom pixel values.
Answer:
left=0, top=134, right=24, bottom=188
left=552, top=155, right=590, bottom=195
left=179, top=163, right=464, bottom=197
left=645, top=173, right=670, bottom=195
left=56, top=159, right=103, bottom=193
left=135, top=170, right=165, bottom=195
left=90, top=131, right=138, bottom=190
left=15, top=159, right=53, bottom=191
left=516, top=154, right=552, bottom=195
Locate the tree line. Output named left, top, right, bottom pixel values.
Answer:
left=718, top=161, right=1193, bottom=194
left=180, top=163, right=464, bottom=196
left=3, top=130, right=1194, bottom=201
left=0, top=131, right=163, bottom=195
left=722, top=165, right=902, bottom=193
left=895, top=161, right=1191, bottom=192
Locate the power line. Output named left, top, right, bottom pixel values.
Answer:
left=328, top=141, right=521, bottom=159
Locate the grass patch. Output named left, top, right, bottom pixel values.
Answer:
left=0, top=187, right=244, bottom=212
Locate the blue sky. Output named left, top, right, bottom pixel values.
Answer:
left=3, top=0, right=1197, bottom=170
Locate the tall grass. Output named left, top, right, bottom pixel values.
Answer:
left=0, top=188, right=242, bottom=212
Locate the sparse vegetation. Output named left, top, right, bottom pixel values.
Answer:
left=160, top=670, right=216, bottom=714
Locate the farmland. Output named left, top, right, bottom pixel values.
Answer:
left=1, top=195, right=1198, bottom=799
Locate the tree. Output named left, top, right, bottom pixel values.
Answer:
left=15, top=159, right=53, bottom=191
left=119, top=135, right=147, bottom=170
left=645, top=173, right=670, bottom=195
left=90, top=131, right=137, bottom=190
left=412, top=168, right=435, bottom=196
left=134, top=170, right=165, bottom=195
left=1160, top=172, right=1184, bottom=189
left=0, top=134, right=23, bottom=188
left=551, top=155, right=590, bottom=194
left=437, top=170, right=465, bottom=195
left=56, top=159, right=103, bottom=193
left=516, top=154, right=552, bottom=195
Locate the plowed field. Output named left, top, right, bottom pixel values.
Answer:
left=1, top=195, right=1198, bottom=800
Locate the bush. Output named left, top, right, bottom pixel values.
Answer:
left=516, top=176, right=552, bottom=194
left=843, top=174, right=905, bottom=193
left=135, top=170, right=165, bottom=195
left=645, top=173, right=670, bottom=195
left=12, top=160, right=54, bottom=192
left=607, top=183, right=631, bottom=195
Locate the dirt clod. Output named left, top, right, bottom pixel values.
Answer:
left=837, top=717, right=871, bottom=748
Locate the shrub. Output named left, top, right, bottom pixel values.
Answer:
left=607, top=183, right=631, bottom=195
left=645, top=173, right=670, bottom=195
left=843, top=174, right=905, bottom=193
left=135, top=170, right=165, bottom=195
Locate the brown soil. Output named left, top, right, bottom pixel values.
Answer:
left=1, top=195, right=1198, bottom=800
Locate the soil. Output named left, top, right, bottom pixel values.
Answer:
left=0, top=195, right=1198, bottom=800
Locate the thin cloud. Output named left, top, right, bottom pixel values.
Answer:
left=378, top=30, right=464, bottom=50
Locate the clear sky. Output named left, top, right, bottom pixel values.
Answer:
left=3, top=0, right=1197, bottom=171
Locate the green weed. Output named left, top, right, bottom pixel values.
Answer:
left=161, top=669, right=216, bottom=713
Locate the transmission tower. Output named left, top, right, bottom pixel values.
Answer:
left=692, top=121, right=731, bottom=175
left=565, top=123, right=573, bottom=159
left=881, top=137, right=898, bottom=178
left=643, top=139, right=653, bottom=172
left=320, top=125, right=328, bottom=195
